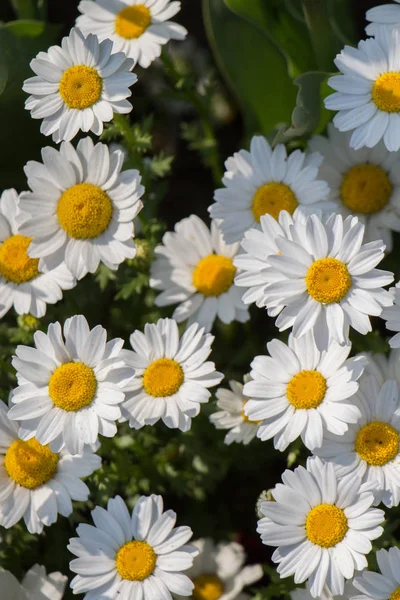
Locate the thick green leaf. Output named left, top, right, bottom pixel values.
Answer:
left=203, top=0, right=296, bottom=138
left=224, top=0, right=316, bottom=76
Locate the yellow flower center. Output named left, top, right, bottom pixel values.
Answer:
left=305, top=504, right=348, bottom=548
left=192, top=254, right=236, bottom=297
left=372, top=72, right=400, bottom=113
left=4, top=438, right=58, bottom=489
left=251, top=182, right=298, bottom=222
left=341, top=164, right=392, bottom=214
left=57, top=183, right=113, bottom=239
left=306, top=258, right=352, bottom=304
left=286, top=370, right=327, bottom=409
left=355, top=421, right=399, bottom=466
left=142, top=358, right=184, bottom=397
left=390, top=587, right=400, bottom=600
left=116, top=541, right=156, bottom=581
left=241, top=400, right=263, bottom=424
left=59, top=65, right=102, bottom=110
left=48, top=362, right=97, bottom=411
left=0, top=235, right=40, bottom=283
left=115, top=4, right=151, bottom=39
left=193, top=574, right=225, bottom=600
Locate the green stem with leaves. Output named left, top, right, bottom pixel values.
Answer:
left=301, top=0, right=337, bottom=71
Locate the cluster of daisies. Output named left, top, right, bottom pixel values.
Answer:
left=6, top=0, right=400, bottom=599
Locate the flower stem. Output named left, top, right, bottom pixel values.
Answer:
left=301, top=0, right=337, bottom=71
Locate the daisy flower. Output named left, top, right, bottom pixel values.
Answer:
left=0, top=189, right=75, bottom=318
left=0, top=565, right=67, bottom=600
left=19, top=137, right=144, bottom=280
left=0, top=401, right=101, bottom=534
left=382, top=282, right=400, bottom=347
left=361, top=349, right=400, bottom=386
left=315, top=376, right=400, bottom=508
left=365, top=2, right=400, bottom=36
left=150, top=215, right=249, bottom=333
left=309, top=125, right=400, bottom=252
left=244, top=211, right=393, bottom=349
left=68, top=494, right=199, bottom=599
left=325, top=26, right=400, bottom=152
left=76, top=0, right=187, bottom=69
left=208, top=135, right=331, bottom=244
left=120, top=318, right=223, bottom=431
left=209, top=378, right=262, bottom=446
left=8, top=315, right=135, bottom=455
left=243, top=332, right=364, bottom=451
left=23, top=27, right=137, bottom=143
left=291, top=581, right=356, bottom=600
left=175, top=538, right=263, bottom=600
left=353, top=547, right=400, bottom=600
left=258, top=457, right=384, bottom=598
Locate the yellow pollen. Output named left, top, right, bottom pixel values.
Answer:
left=143, top=358, right=184, bottom=397
left=286, top=370, right=327, bottom=409
left=48, top=362, right=97, bottom=411
left=0, top=235, right=40, bottom=283
left=305, top=504, right=348, bottom=548
left=57, top=183, right=113, bottom=239
left=306, top=258, right=352, bottom=304
left=241, top=400, right=263, bottom=424
left=372, top=72, right=400, bottom=113
left=115, top=4, right=151, bottom=39
left=390, top=587, right=400, bottom=600
left=116, top=541, right=156, bottom=581
left=192, top=254, right=236, bottom=297
left=4, top=438, right=58, bottom=489
left=193, top=574, right=225, bottom=600
left=59, top=65, right=102, bottom=109
left=341, top=164, right=392, bottom=214
left=252, top=182, right=298, bottom=222
left=355, top=421, right=399, bottom=466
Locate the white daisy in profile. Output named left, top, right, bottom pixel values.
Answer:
left=0, top=189, right=75, bottom=318
left=19, top=137, right=144, bottom=280
left=361, top=349, right=400, bottom=386
left=68, top=494, right=198, bottom=599
left=150, top=216, right=249, bottom=333
left=309, top=125, right=400, bottom=252
left=243, top=332, right=364, bottom=451
left=291, top=580, right=356, bottom=600
left=76, top=0, right=187, bottom=69
left=208, top=135, right=331, bottom=244
left=120, top=318, right=223, bottom=431
left=23, top=27, right=137, bottom=143
left=209, top=378, right=262, bottom=446
left=365, top=2, right=400, bottom=36
left=0, top=401, right=101, bottom=534
left=250, top=211, right=393, bottom=349
left=258, top=457, right=384, bottom=598
left=325, top=26, right=400, bottom=152
left=315, top=376, right=400, bottom=508
left=382, top=282, right=400, bottom=347
left=8, top=315, right=135, bottom=455
left=353, top=547, right=400, bottom=600
left=0, top=565, right=67, bottom=600
left=175, top=538, right=263, bottom=600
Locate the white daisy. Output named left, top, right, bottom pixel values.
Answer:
left=365, top=2, right=400, bottom=36
left=8, top=314, right=135, bottom=455
left=0, top=189, right=76, bottom=318
left=68, top=494, right=199, bottom=599
left=0, top=565, right=67, bottom=600
left=382, top=282, right=400, bottom=347
left=208, top=135, right=331, bottom=244
left=309, top=124, right=400, bottom=253
left=291, top=580, right=356, bottom=600
left=18, top=137, right=144, bottom=280
left=239, top=210, right=393, bottom=349
left=258, top=456, right=385, bottom=598
left=150, top=216, right=249, bottom=333
left=209, top=378, right=262, bottom=446
left=23, top=27, right=137, bottom=143
left=0, top=401, right=101, bottom=534
left=175, top=538, right=263, bottom=600
left=76, top=0, right=187, bottom=69
left=120, top=318, right=223, bottom=431
left=325, top=26, right=400, bottom=152
left=361, top=349, right=400, bottom=386
left=315, top=376, right=400, bottom=508
left=353, top=547, right=400, bottom=600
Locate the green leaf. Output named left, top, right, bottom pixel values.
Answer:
left=203, top=0, right=297, bottom=137
left=10, top=0, right=37, bottom=20
left=326, top=0, right=357, bottom=45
